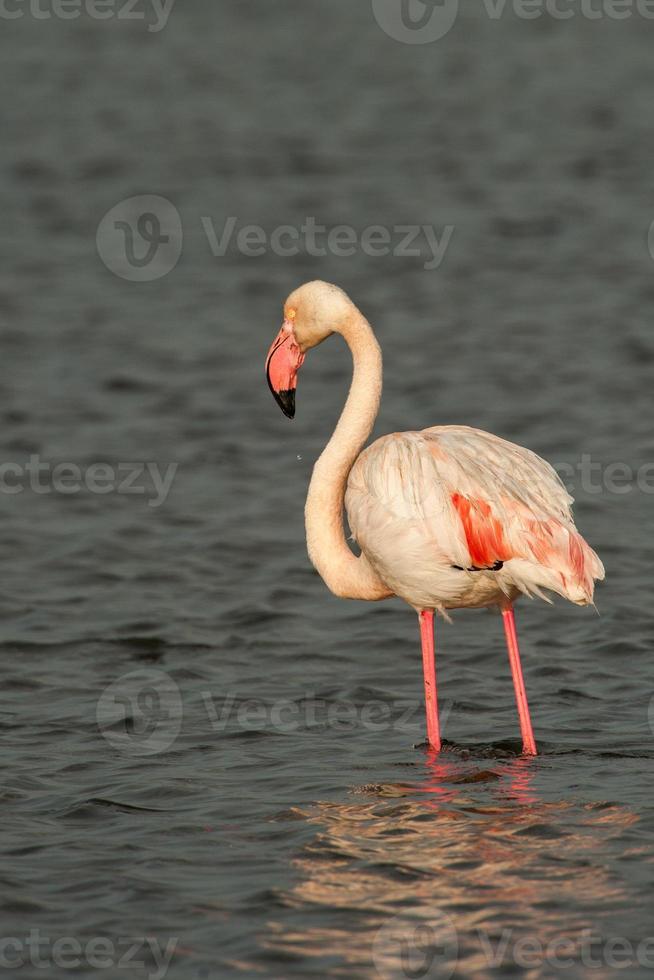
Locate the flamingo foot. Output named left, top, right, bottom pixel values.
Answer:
left=419, top=610, right=441, bottom=751
left=502, top=607, right=537, bottom=756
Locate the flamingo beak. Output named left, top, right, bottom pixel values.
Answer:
left=265, top=324, right=305, bottom=419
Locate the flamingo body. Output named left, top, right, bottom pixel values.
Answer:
left=346, top=425, right=604, bottom=614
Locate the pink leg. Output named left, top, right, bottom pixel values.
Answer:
left=419, top=610, right=441, bottom=751
left=502, top=607, right=537, bottom=756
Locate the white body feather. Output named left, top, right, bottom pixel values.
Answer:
left=345, top=426, right=604, bottom=614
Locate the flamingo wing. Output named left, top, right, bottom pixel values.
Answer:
left=345, top=425, right=604, bottom=608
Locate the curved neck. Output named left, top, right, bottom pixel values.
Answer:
left=304, top=310, right=391, bottom=600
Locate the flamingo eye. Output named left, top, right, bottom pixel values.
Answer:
left=286, top=308, right=296, bottom=321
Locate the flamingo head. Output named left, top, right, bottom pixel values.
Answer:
left=265, top=280, right=353, bottom=419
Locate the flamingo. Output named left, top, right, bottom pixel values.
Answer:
left=265, top=281, right=604, bottom=755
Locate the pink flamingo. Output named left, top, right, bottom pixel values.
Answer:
left=265, top=281, right=604, bottom=755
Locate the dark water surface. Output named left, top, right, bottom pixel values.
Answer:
left=2, top=3, right=654, bottom=977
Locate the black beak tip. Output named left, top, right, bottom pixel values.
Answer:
left=274, top=389, right=295, bottom=419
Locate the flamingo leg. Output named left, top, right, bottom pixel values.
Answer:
left=419, top=610, right=441, bottom=751
left=502, top=607, right=537, bottom=756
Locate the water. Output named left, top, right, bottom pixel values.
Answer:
left=2, top=2, right=654, bottom=977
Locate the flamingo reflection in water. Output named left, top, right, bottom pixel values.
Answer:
left=261, top=757, right=639, bottom=977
